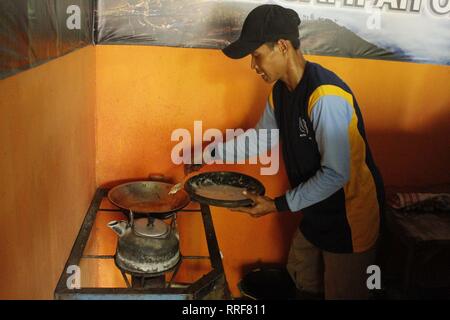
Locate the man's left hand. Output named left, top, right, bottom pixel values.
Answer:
left=231, top=191, right=277, bottom=218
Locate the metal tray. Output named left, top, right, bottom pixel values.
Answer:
left=184, top=171, right=265, bottom=208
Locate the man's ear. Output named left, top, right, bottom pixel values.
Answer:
left=277, top=39, right=288, bottom=54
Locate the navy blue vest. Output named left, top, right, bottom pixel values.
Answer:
left=273, top=61, right=384, bottom=253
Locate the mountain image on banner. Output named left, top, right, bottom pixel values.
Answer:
left=299, top=19, right=410, bottom=62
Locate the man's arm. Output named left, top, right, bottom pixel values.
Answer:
left=274, top=95, right=353, bottom=212
left=206, top=99, right=279, bottom=163
left=185, top=98, right=279, bottom=174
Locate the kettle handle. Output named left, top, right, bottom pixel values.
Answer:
left=169, top=215, right=179, bottom=240
left=170, top=214, right=177, bottom=229
left=128, top=210, right=134, bottom=228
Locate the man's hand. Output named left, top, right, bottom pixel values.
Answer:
left=231, top=190, right=277, bottom=218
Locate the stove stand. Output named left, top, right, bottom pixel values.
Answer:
left=54, top=188, right=231, bottom=300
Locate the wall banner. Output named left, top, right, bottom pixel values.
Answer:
left=96, top=0, right=450, bottom=65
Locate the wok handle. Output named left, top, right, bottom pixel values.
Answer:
left=148, top=174, right=172, bottom=183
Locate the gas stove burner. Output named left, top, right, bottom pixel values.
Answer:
left=129, top=274, right=167, bottom=289
left=115, top=253, right=182, bottom=279
left=115, top=253, right=181, bottom=275
left=114, top=247, right=181, bottom=276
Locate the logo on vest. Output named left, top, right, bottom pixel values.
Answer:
left=299, top=117, right=309, bottom=139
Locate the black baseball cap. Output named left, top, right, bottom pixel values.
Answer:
left=222, top=4, right=301, bottom=59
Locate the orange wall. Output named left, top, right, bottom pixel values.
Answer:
left=96, top=45, right=450, bottom=297
left=0, top=46, right=97, bottom=299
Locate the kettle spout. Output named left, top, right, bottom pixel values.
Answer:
left=108, top=220, right=128, bottom=237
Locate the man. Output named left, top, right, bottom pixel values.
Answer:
left=187, top=4, right=385, bottom=300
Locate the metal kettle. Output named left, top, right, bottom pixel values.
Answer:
left=108, top=212, right=180, bottom=275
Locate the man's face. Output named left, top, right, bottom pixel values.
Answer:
left=250, top=43, right=286, bottom=83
